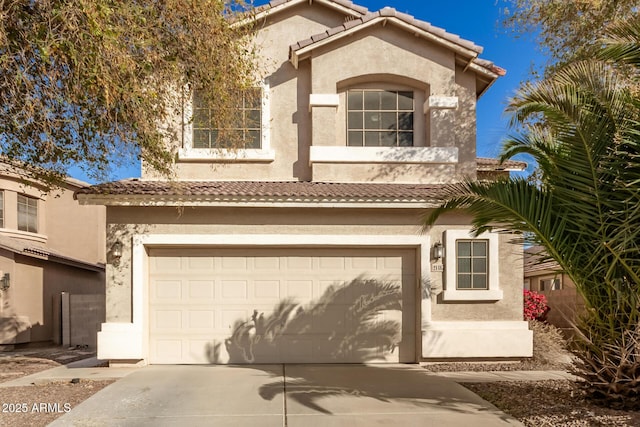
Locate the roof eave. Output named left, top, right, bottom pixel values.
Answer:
left=477, top=166, right=526, bottom=172
left=290, top=16, right=481, bottom=69
left=235, top=0, right=366, bottom=28
left=76, top=193, right=441, bottom=209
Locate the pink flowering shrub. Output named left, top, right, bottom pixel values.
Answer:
left=523, top=289, right=549, bottom=321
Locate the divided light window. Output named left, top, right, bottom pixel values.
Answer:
left=0, top=191, right=3, bottom=228
left=347, top=90, right=414, bottom=147
left=540, top=278, right=561, bottom=291
left=192, top=88, right=262, bottom=149
left=456, top=240, right=488, bottom=290
left=17, top=194, right=38, bottom=233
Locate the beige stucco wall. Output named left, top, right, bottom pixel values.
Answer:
left=46, top=184, right=106, bottom=264
left=2, top=255, right=104, bottom=343
left=156, top=3, right=481, bottom=184
left=104, top=206, right=522, bottom=327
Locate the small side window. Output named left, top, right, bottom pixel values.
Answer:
left=456, top=240, right=488, bottom=290
left=444, top=230, right=502, bottom=301
left=17, top=194, right=38, bottom=233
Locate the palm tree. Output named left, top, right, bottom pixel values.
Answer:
left=424, top=19, right=640, bottom=409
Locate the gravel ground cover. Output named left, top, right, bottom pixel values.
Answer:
left=0, top=347, right=114, bottom=426
left=425, top=360, right=640, bottom=426
left=465, top=380, right=640, bottom=427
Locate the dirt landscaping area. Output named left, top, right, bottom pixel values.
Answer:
left=0, top=347, right=114, bottom=427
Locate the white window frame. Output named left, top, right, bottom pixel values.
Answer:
left=0, top=191, right=4, bottom=229
left=179, top=81, right=273, bottom=162
left=17, top=194, right=38, bottom=234
left=443, top=229, right=503, bottom=301
left=346, top=89, right=415, bottom=147
left=455, top=239, right=489, bottom=290
left=540, top=277, right=561, bottom=291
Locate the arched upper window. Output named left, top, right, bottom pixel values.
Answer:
left=337, top=76, right=428, bottom=148
left=346, top=89, right=414, bottom=147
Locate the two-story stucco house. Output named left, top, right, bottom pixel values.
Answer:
left=76, top=0, right=532, bottom=364
left=0, top=163, right=106, bottom=347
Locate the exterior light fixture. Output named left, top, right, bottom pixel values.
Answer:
left=0, top=273, right=10, bottom=291
left=110, top=241, right=123, bottom=266
left=432, top=241, right=445, bottom=261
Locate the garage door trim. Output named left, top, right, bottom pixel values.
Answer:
left=120, top=234, right=431, bottom=362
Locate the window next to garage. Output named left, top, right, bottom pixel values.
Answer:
left=456, top=240, right=488, bottom=290
left=443, top=230, right=503, bottom=301
left=17, top=194, right=38, bottom=233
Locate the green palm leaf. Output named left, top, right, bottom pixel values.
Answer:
left=424, top=16, right=640, bottom=408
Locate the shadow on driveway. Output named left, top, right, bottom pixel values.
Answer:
left=50, top=364, right=522, bottom=426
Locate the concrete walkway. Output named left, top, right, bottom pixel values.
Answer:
left=428, top=370, right=578, bottom=383
left=0, top=357, right=138, bottom=387
left=38, top=364, right=535, bottom=426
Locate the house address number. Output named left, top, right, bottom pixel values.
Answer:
left=431, top=264, right=444, bottom=272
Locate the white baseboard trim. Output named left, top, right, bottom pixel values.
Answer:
left=97, top=323, right=145, bottom=360
left=422, top=321, right=532, bottom=358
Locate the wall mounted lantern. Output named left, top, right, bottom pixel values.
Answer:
left=0, top=273, right=10, bottom=291
left=432, top=241, right=445, bottom=261
left=110, top=241, right=123, bottom=267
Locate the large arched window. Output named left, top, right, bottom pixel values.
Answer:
left=346, top=89, right=414, bottom=147
left=337, top=76, right=428, bottom=148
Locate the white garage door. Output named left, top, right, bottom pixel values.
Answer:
left=148, top=248, right=416, bottom=364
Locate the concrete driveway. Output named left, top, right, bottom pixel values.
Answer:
left=50, top=364, right=522, bottom=426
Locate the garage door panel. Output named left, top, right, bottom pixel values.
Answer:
left=152, top=256, right=183, bottom=272
left=154, top=280, right=182, bottom=300
left=187, top=280, right=215, bottom=299
left=254, top=257, right=280, bottom=269
left=221, top=257, right=247, bottom=270
left=286, top=280, right=314, bottom=299
left=220, top=280, right=248, bottom=299
left=188, top=310, right=215, bottom=329
left=254, top=280, right=281, bottom=299
left=155, top=339, right=183, bottom=361
left=186, top=257, right=214, bottom=270
left=149, top=248, right=416, bottom=364
left=286, top=256, right=313, bottom=270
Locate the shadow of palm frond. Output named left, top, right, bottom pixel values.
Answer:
left=222, top=277, right=402, bottom=364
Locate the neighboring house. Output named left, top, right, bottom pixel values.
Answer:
left=76, top=0, right=532, bottom=364
left=0, top=163, right=106, bottom=348
left=524, top=246, right=583, bottom=333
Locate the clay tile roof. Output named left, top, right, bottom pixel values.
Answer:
left=290, top=7, right=484, bottom=56
left=524, top=246, right=561, bottom=273
left=476, top=157, right=527, bottom=171
left=473, top=58, right=507, bottom=76
left=256, top=0, right=369, bottom=16
left=75, top=180, right=449, bottom=202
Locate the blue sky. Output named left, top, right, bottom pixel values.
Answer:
left=71, top=0, right=542, bottom=183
